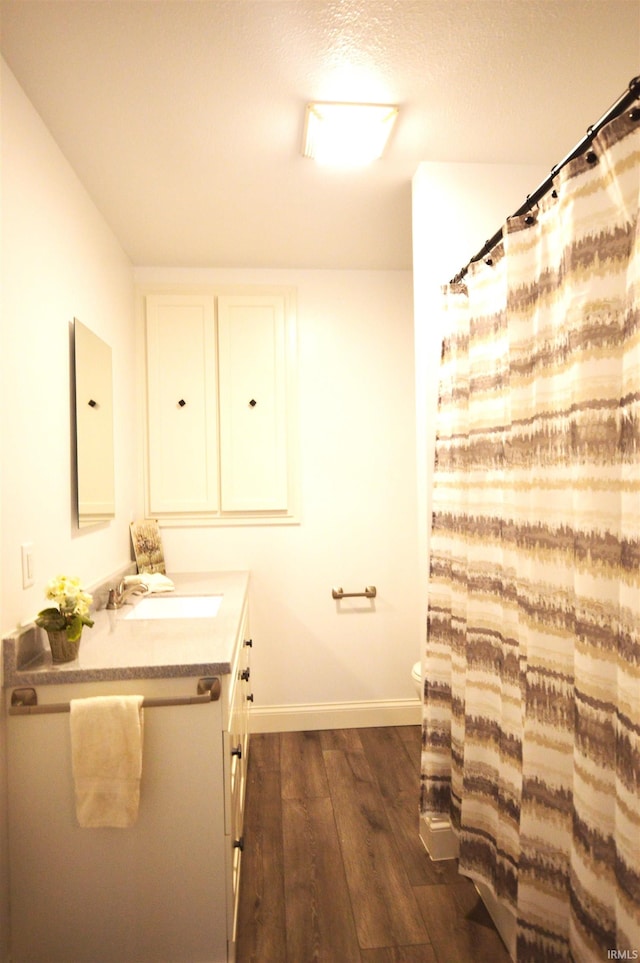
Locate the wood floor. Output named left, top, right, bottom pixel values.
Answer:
left=236, top=726, right=512, bottom=963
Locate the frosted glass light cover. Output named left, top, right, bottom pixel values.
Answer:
left=302, top=102, right=398, bottom=166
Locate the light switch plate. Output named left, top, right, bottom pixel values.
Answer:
left=21, top=542, right=35, bottom=588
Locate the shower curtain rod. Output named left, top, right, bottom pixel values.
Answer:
left=451, top=74, right=640, bottom=284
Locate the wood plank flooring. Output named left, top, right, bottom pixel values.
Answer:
left=236, top=726, right=511, bottom=963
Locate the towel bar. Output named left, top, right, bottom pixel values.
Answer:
left=8, top=677, right=221, bottom=715
left=332, top=586, right=377, bottom=600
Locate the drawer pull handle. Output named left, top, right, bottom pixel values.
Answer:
left=247, top=693, right=254, bottom=703
left=244, top=638, right=253, bottom=647
left=240, top=667, right=251, bottom=682
left=231, top=745, right=242, bottom=759
left=234, top=837, right=244, bottom=851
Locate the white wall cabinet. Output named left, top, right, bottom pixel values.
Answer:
left=143, top=288, right=297, bottom=524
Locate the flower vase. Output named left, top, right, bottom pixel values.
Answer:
left=47, top=628, right=81, bottom=664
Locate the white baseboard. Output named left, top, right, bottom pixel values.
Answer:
left=250, top=698, right=421, bottom=733
left=419, top=812, right=459, bottom=861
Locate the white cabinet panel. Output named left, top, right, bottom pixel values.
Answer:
left=146, top=294, right=218, bottom=513
left=223, top=604, right=252, bottom=953
left=7, top=679, right=228, bottom=962
left=218, top=294, right=289, bottom=512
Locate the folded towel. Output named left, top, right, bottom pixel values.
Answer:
left=70, top=695, right=144, bottom=828
left=124, top=573, right=175, bottom=594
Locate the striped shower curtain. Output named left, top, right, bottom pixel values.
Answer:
left=421, top=106, right=640, bottom=961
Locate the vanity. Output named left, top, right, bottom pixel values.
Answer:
left=2, top=571, right=251, bottom=963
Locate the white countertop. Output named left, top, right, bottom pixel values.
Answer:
left=3, top=571, right=249, bottom=686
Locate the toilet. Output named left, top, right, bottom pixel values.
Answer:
left=411, top=661, right=422, bottom=699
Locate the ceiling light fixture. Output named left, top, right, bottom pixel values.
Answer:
left=302, top=102, right=399, bottom=167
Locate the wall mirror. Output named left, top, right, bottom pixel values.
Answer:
left=74, top=319, right=115, bottom=527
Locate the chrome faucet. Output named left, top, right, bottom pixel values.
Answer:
left=106, top=579, right=148, bottom=610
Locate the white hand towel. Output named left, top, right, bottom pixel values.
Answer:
left=70, top=695, right=144, bottom=828
left=124, top=573, right=175, bottom=594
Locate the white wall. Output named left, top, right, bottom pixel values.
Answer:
left=135, top=266, right=420, bottom=726
left=0, top=58, right=139, bottom=960
left=1, top=60, right=139, bottom=633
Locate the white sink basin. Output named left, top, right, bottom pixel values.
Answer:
left=124, top=594, right=223, bottom=620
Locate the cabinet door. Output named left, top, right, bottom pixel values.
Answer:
left=218, top=294, right=289, bottom=512
left=6, top=678, right=229, bottom=963
left=146, top=294, right=219, bottom=513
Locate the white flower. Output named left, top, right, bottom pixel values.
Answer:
left=37, top=574, right=94, bottom=640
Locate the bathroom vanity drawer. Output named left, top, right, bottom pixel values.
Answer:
left=224, top=606, right=251, bottom=828
left=224, top=603, right=252, bottom=950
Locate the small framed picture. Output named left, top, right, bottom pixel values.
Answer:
left=130, top=519, right=166, bottom=574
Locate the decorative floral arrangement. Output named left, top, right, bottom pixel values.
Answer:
left=35, top=575, right=95, bottom=642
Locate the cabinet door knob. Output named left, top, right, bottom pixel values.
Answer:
left=240, top=667, right=251, bottom=682
left=177, top=398, right=186, bottom=407
left=244, top=637, right=253, bottom=648
left=234, top=837, right=244, bottom=851
left=231, top=745, right=242, bottom=759
left=247, top=693, right=254, bottom=703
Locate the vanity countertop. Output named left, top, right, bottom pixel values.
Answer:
left=2, top=571, right=249, bottom=687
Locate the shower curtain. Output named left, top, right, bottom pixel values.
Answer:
left=421, top=106, right=639, bottom=962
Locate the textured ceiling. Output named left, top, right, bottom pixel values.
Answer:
left=1, top=1, right=638, bottom=270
